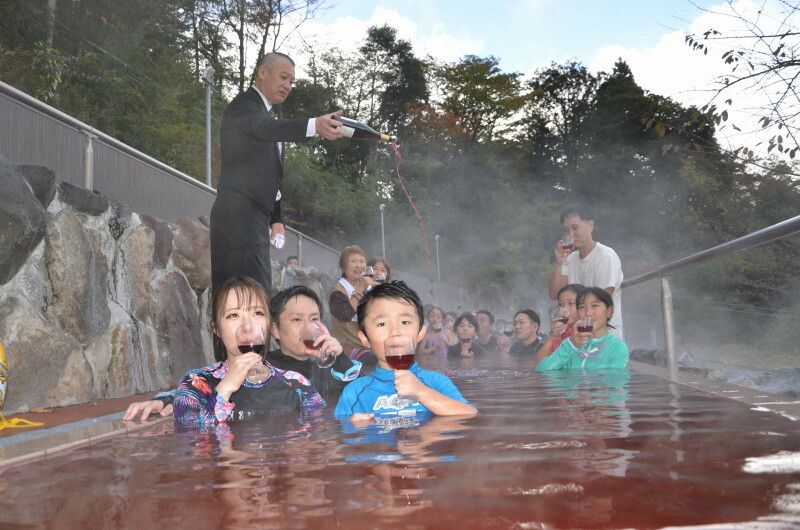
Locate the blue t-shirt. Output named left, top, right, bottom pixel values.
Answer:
left=334, top=363, right=471, bottom=417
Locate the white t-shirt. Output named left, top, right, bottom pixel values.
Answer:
left=561, top=242, right=624, bottom=339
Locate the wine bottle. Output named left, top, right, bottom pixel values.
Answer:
left=333, top=116, right=396, bottom=142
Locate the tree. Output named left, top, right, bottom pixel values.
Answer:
left=685, top=1, right=800, bottom=163
left=435, top=55, right=526, bottom=148
left=520, top=61, right=601, bottom=174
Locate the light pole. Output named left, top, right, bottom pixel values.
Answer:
left=201, top=64, right=215, bottom=187
left=435, top=234, right=441, bottom=282
left=379, top=203, right=386, bottom=259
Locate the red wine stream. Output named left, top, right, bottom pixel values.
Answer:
left=390, top=141, right=436, bottom=296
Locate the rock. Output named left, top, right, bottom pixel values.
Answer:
left=0, top=156, right=46, bottom=285
left=172, top=216, right=211, bottom=292
left=45, top=209, right=110, bottom=345
left=16, top=164, right=56, bottom=208
left=140, top=214, right=173, bottom=269
left=108, top=199, right=133, bottom=241
left=112, top=223, right=154, bottom=321
left=60, top=182, right=109, bottom=215
left=150, top=272, right=206, bottom=381
left=0, top=294, right=91, bottom=413
left=86, top=303, right=165, bottom=399
left=198, top=214, right=210, bottom=228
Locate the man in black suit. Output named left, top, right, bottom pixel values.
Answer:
left=210, top=52, right=343, bottom=300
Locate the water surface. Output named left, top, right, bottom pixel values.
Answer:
left=2, top=356, right=799, bottom=529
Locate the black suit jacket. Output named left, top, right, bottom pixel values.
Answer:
left=210, top=87, right=312, bottom=296
left=217, top=86, right=310, bottom=220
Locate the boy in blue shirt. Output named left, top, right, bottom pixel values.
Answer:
left=335, top=281, right=477, bottom=421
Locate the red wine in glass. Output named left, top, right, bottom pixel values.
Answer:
left=302, top=339, right=319, bottom=353
left=557, top=317, right=569, bottom=325
left=503, top=330, right=514, bottom=337
left=460, top=336, right=472, bottom=345
left=576, top=324, right=593, bottom=333
left=386, top=353, right=415, bottom=370
left=238, top=343, right=265, bottom=355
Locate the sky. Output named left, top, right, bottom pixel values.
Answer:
left=280, top=0, right=793, bottom=154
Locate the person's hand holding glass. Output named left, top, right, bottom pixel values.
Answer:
left=385, top=335, right=418, bottom=401
left=549, top=306, right=570, bottom=339
left=301, top=322, right=336, bottom=368
left=458, top=332, right=475, bottom=358
left=555, top=235, right=576, bottom=264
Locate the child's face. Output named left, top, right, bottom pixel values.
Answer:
left=577, top=293, right=612, bottom=331
left=455, top=319, right=476, bottom=338
left=427, top=309, right=443, bottom=325
left=271, top=295, right=321, bottom=361
left=558, top=290, right=579, bottom=325
left=444, top=314, right=455, bottom=327
left=213, top=289, right=269, bottom=359
left=358, top=297, right=426, bottom=368
left=372, top=261, right=388, bottom=278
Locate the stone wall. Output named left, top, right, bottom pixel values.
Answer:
left=0, top=155, right=334, bottom=414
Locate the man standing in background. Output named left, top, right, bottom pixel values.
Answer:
left=548, top=204, right=624, bottom=339
left=210, top=52, right=343, bottom=302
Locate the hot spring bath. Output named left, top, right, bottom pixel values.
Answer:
left=1, top=356, right=800, bottom=529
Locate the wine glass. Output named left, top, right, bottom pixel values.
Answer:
left=301, top=322, right=335, bottom=368
left=363, top=265, right=374, bottom=279
left=503, top=322, right=514, bottom=338
left=236, top=322, right=271, bottom=384
left=373, top=270, right=386, bottom=284
left=457, top=332, right=474, bottom=357
left=576, top=316, right=595, bottom=357
left=561, top=235, right=576, bottom=254
left=550, top=306, right=570, bottom=335
left=384, top=335, right=415, bottom=370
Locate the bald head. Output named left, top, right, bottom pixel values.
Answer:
left=254, top=52, right=296, bottom=105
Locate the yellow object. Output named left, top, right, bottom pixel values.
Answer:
left=0, top=342, right=44, bottom=430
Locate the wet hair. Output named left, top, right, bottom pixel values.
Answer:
left=257, top=51, right=295, bottom=71
left=476, top=309, right=495, bottom=324
left=557, top=283, right=585, bottom=299
left=513, top=309, right=541, bottom=327
left=357, top=280, right=424, bottom=334
left=560, top=203, right=594, bottom=224
left=367, top=256, right=391, bottom=277
left=269, top=285, right=322, bottom=324
left=453, top=312, right=479, bottom=334
left=211, top=276, right=269, bottom=362
left=576, top=287, right=616, bottom=329
left=338, top=245, right=366, bottom=275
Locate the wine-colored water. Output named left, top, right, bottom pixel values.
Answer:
left=2, top=356, right=800, bottom=529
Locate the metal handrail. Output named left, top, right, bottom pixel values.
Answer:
left=623, top=214, right=800, bottom=288
left=621, top=214, right=800, bottom=380
left=0, top=80, right=215, bottom=194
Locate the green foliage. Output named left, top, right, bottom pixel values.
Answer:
left=1, top=6, right=798, bottom=354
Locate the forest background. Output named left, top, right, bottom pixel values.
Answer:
left=1, top=0, right=798, bottom=360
